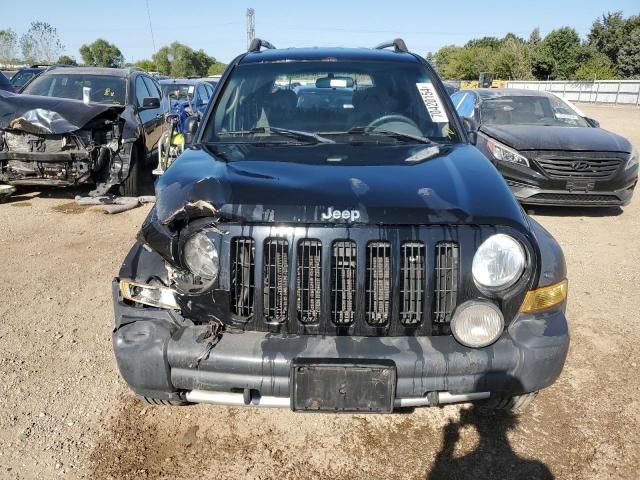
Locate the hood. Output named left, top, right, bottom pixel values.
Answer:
left=154, top=142, right=528, bottom=230
left=480, top=125, right=632, bottom=153
left=0, top=90, right=129, bottom=135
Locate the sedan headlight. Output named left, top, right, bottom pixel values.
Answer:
left=451, top=301, right=504, bottom=348
left=472, top=234, right=526, bottom=291
left=183, top=230, right=220, bottom=281
left=626, top=146, right=638, bottom=171
left=487, top=139, right=529, bottom=167
left=120, top=280, right=179, bottom=310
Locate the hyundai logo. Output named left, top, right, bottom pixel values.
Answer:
left=571, top=161, right=592, bottom=171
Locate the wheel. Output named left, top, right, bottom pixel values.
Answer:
left=119, top=147, right=140, bottom=197
left=476, top=391, right=538, bottom=415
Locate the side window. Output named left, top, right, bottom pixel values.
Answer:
left=142, top=76, right=161, bottom=99
left=457, top=93, right=476, bottom=118
left=135, top=76, right=151, bottom=107
left=197, top=84, right=210, bottom=104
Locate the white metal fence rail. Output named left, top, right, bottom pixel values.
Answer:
left=506, top=80, right=640, bottom=106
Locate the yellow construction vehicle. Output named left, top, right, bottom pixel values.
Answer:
left=460, top=72, right=508, bottom=89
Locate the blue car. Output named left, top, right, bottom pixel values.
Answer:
left=159, top=78, right=215, bottom=117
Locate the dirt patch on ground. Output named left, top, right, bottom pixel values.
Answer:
left=0, top=103, right=639, bottom=479
left=50, top=201, right=90, bottom=214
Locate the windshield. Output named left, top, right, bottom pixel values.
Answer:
left=481, top=95, right=590, bottom=127
left=23, top=73, right=127, bottom=105
left=10, top=70, right=39, bottom=88
left=161, top=83, right=195, bottom=101
left=203, top=61, right=458, bottom=144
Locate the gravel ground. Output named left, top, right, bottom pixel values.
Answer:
left=0, top=103, right=638, bottom=480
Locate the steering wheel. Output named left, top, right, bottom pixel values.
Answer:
left=366, top=114, right=422, bottom=136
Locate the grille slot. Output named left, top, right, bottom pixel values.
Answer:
left=399, top=242, right=425, bottom=325
left=536, top=157, right=621, bottom=180
left=230, top=238, right=255, bottom=318
left=263, top=239, right=289, bottom=323
left=331, top=241, right=357, bottom=325
left=296, top=240, right=322, bottom=324
left=365, top=242, right=391, bottom=325
left=433, top=242, right=459, bottom=323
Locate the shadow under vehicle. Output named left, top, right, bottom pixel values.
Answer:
left=0, top=67, right=165, bottom=197
left=452, top=88, right=638, bottom=207
left=111, top=39, right=570, bottom=415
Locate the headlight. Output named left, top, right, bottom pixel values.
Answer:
left=450, top=301, right=504, bottom=348
left=487, top=139, right=529, bottom=167
left=183, top=231, right=220, bottom=281
left=626, top=146, right=638, bottom=171
left=472, top=234, right=525, bottom=291
left=120, top=280, right=179, bottom=310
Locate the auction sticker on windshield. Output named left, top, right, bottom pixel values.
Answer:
left=416, top=83, right=448, bottom=123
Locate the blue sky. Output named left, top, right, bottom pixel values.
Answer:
left=3, top=0, right=638, bottom=63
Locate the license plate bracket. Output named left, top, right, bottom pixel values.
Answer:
left=566, top=179, right=595, bottom=192
left=290, top=359, right=396, bottom=413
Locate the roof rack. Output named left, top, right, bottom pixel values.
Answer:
left=248, top=38, right=276, bottom=53
left=374, top=38, right=408, bottom=53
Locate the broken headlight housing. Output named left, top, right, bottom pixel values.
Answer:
left=183, top=230, right=220, bottom=282
left=487, top=139, right=529, bottom=167
left=120, top=280, right=179, bottom=310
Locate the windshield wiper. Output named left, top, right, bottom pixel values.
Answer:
left=346, top=126, right=432, bottom=144
left=219, top=127, right=334, bottom=144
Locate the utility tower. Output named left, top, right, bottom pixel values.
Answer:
left=246, top=8, right=255, bottom=50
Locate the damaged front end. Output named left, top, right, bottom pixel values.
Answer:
left=0, top=92, right=138, bottom=196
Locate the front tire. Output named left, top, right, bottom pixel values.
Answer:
left=119, top=148, right=140, bottom=197
left=476, top=391, right=538, bottom=415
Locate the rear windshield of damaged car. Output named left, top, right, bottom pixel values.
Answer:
left=22, top=74, right=127, bottom=105
left=480, top=95, right=590, bottom=128
left=161, top=84, right=195, bottom=101
left=203, top=61, right=458, bottom=143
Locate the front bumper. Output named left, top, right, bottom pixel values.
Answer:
left=112, top=286, right=570, bottom=410
left=508, top=180, right=637, bottom=207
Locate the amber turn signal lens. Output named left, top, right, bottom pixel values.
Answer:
left=520, top=279, right=568, bottom=313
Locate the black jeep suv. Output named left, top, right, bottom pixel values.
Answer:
left=0, top=67, right=164, bottom=196
left=112, top=39, right=570, bottom=414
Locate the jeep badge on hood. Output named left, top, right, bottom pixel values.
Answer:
left=321, top=207, right=361, bottom=221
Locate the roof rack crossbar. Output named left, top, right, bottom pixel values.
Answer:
left=374, top=38, right=408, bottom=53
left=248, top=38, right=276, bottom=53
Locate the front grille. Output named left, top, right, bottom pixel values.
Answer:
left=331, top=241, right=357, bottom=325
left=297, top=240, right=322, bottom=324
left=365, top=242, right=391, bottom=325
left=536, top=156, right=621, bottom=180
left=230, top=238, right=255, bottom=317
left=433, top=242, right=459, bottom=323
left=399, top=242, right=425, bottom=325
left=263, top=239, right=288, bottom=322
left=226, top=228, right=481, bottom=336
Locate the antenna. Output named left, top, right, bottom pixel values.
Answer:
left=145, top=0, right=157, bottom=55
left=246, top=8, right=255, bottom=50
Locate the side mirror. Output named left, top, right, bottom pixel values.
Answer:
left=585, top=117, right=600, bottom=128
left=462, top=117, right=479, bottom=145
left=183, top=116, right=200, bottom=145
left=141, top=97, right=160, bottom=109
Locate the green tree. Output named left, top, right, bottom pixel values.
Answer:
left=431, top=45, right=460, bottom=77
left=465, top=36, right=501, bottom=50
left=135, top=59, right=157, bottom=72
left=540, top=27, right=582, bottom=79
left=618, top=28, right=640, bottom=78
left=152, top=42, right=216, bottom=77
left=79, top=39, right=124, bottom=67
left=56, top=54, right=77, bottom=65
left=588, top=11, right=640, bottom=68
left=491, top=36, right=532, bottom=80
left=528, top=27, right=542, bottom=46
left=0, top=29, right=18, bottom=65
left=443, top=46, right=494, bottom=80
left=20, top=21, right=64, bottom=64
left=207, top=62, right=227, bottom=76
left=573, top=51, right=617, bottom=80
